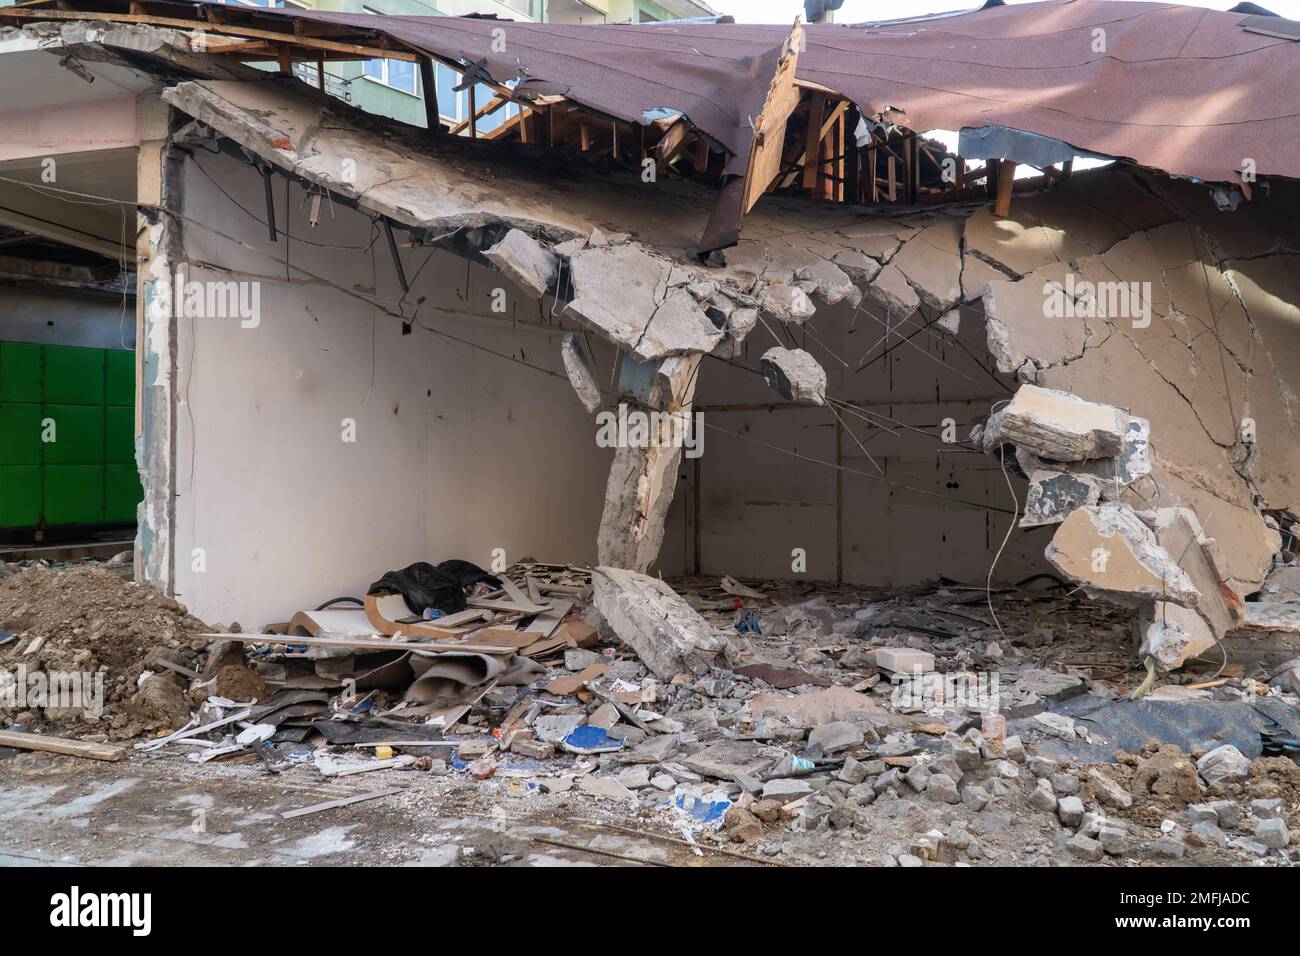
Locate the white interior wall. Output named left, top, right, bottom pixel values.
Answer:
left=658, top=294, right=1052, bottom=586
left=172, top=150, right=610, bottom=627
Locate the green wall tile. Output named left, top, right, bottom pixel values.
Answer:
left=42, top=404, right=104, bottom=465
left=105, top=349, right=134, bottom=406
left=105, top=464, right=142, bottom=522
left=0, top=465, right=41, bottom=526
left=44, top=344, right=104, bottom=405
left=0, top=342, right=41, bottom=403
left=0, top=403, right=43, bottom=465
left=44, top=465, right=103, bottom=525
left=105, top=405, right=135, bottom=465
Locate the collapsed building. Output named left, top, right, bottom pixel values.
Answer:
left=2, top=0, right=1300, bottom=686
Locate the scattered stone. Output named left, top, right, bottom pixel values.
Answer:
left=1029, top=780, right=1058, bottom=813
left=962, top=785, right=991, bottom=812
left=1052, top=771, right=1080, bottom=796
left=1251, top=798, right=1284, bottom=820
left=762, top=778, right=813, bottom=803
left=1146, top=837, right=1186, bottom=859
left=1066, top=834, right=1103, bottom=861
left=1098, top=826, right=1129, bottom=855
left=1196, top=745, right=1251, bottom=786
left=1032, top=712, right=1077, bottom=739
left=1057, top=795, right=1085, bottom=826
left=1255, top=817, right=1290, bottom=850
left=759, top=283, right=817, bottom=325
left=807, top=720, right=864, bottom=755
left=1087, top=767, right=1134, bottom=810
left=838, top=756, right=868, bottom=785
left=927, top=773, right=960, bottom=804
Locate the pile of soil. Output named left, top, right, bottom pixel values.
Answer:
left=0, top=564, right=211, bottom=739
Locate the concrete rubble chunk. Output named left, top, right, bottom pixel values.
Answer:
left=590, top=566, right=728, bottom=681
left=864, top=263, right=919, bottom=319
left=1151, top=508, right=1240, bottom=642
left=1138, top=601, right=1217, bottom=672
left=760, top=347, right=827, bottom=406
left=1045, top=503, right=1200, bottom=608
left=831, top=249, right=881, bottom=285
left=560, top=334, right=602, bottom=414
left=1259, top=565, right=1300, bottom=603
left=807, top=720, right=864, bottom=755
left=985, top=385, right=1131, bottom=462
left=680, top=739, right=773, bottom=780
left=1196, top=744, right=1250, bottom=786
left=796, top=259, right=861, bottom=307
left=564, top=244, right=724, bottom=361
left=759, top=282, right=817, bottom=325
left=1086, top=767, right=1134, bottom=810
left=482, top=227, right=558, bottom=299
left=890, top=219, right=963, bottom=312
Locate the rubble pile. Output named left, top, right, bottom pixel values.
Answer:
left=6, top=556, right=1287, bottom=867
left=0, top=563, right=210, bottom=737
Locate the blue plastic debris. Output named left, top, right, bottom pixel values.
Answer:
left=671, top=791, right=732, bottom=830
left=0, top=630, right=15, bottom=648
left=560, top=725, right=625, bottom=754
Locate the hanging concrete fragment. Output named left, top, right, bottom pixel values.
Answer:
left=564, top=243, right=724, bottom=361
left=560, top=334, right=601, bottom=414
left=760, top=347, right=827, bottom=406
left=796, top=259, right=860, bottom=307
left=864, top=263, right=919, bottom=319
left=984, top=385, right=1131, bottom=461
left=759, top=282, right=816, bottom=325
left=482, top=228, right=558, bottom=299
left=1044, top=503, right=1200, bottom=608
left=1139, top=602, right=1218, bottom=671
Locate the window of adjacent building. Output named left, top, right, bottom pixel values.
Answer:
left=361, top=7, right=418, bottom=95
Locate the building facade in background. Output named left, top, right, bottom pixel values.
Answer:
left=270, top=0, right=721, bottom=128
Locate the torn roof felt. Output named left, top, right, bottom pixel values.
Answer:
left=9, top=0, right=1300, bottom=187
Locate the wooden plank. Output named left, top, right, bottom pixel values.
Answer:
left=743, top=19, right=804, bottom=214
left=191, top=632, right=517, bottom=654
left=523, top=598, right=574, bottom=637
left=0, top=8, right=420, bottom=60
left=994, top=159, right=1016, bottom=217
left=0, top=729, right=125, bottom=762
left=280, top=787, right=405, bottom=819
left=801, top=93, right=826, bottom=192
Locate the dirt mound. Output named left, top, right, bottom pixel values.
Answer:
left=0, top=564, right=210, bottom=738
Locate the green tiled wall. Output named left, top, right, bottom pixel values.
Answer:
left=0, top=341, right=141, bottom=529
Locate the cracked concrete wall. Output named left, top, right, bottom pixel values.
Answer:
left=972, top=169, right=1298, bottom=596
left=169, top=150, right=612, bottom=626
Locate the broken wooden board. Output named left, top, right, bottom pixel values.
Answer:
left=193, top=633, right=518, bottom=654
left=523, top=598, right=574, bottom=637
left=743, top=19, right=804, bottom=215
left=280, top=787, right=406, bottom=819
left=546, top=662, right=612, bottom=696
left=364, top=593, right=484, bottom=638
left=0, top=729, right=126, bottom=762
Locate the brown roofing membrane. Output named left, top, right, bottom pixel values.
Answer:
left=27, top=0, right=1294, bottom=186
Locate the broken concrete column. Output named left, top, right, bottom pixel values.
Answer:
left=560, top=334, right=601, bottom=414
left=760, top=347, right=827, bottom=406
left=985, top=385, right=1132, bottom=461
left=596, top=353, right=701, bottom=572
left=482, top=228, right=558, bottom=299
left=1013, top=416, right=1152, bottom=499
left=590, top=566, right=728, bottom=680
left=564, top=243, right=723, bottom=360
left=1044, top=503, right=1200, bottom=608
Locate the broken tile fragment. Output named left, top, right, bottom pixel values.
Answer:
left=760, top=347, right=827, bottom=406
